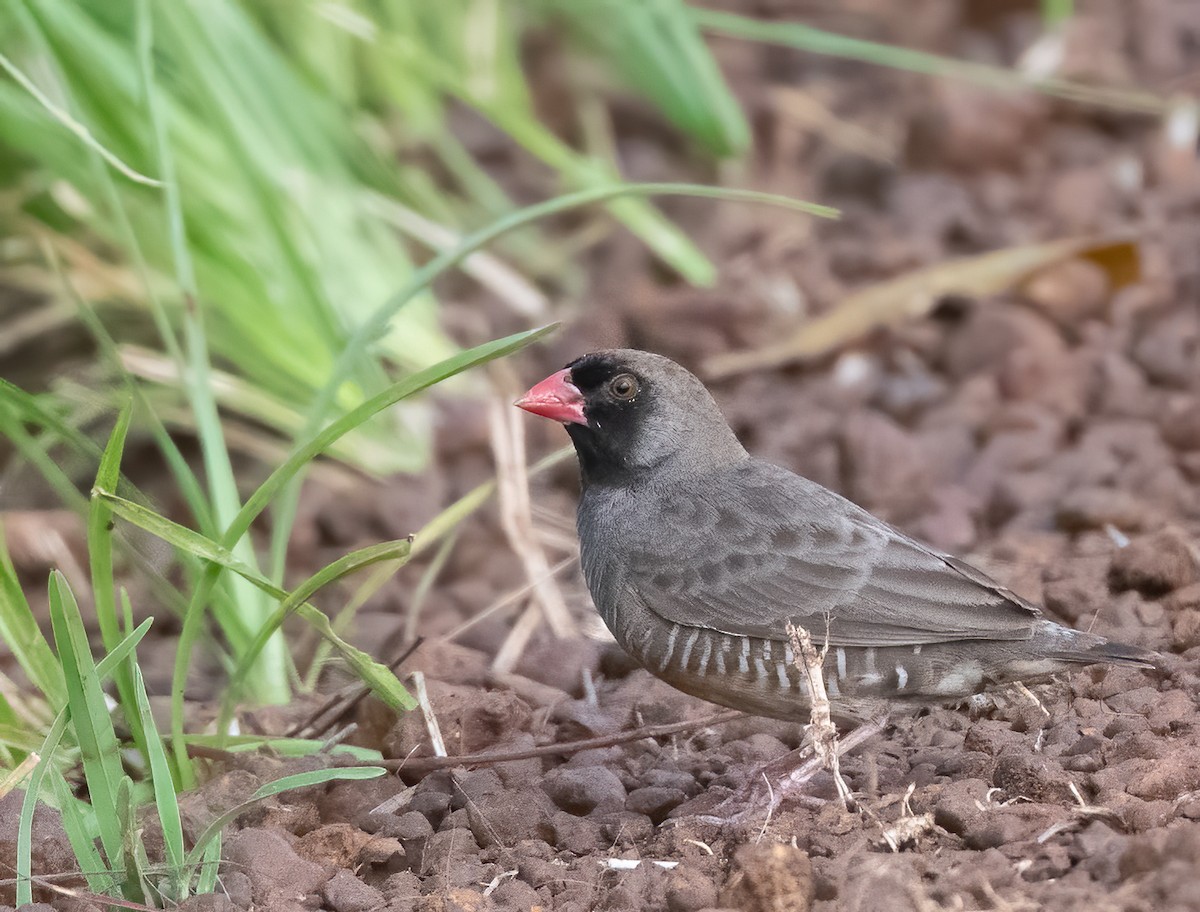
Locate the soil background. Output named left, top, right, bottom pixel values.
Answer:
left=7, top=1, right=1200, bottom=911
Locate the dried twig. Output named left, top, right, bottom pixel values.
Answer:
left=384, top=709, right=744, bottom=774
left=787, top=622, right=856, bottom=811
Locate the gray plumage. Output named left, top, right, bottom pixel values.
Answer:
left=522, top=349, right=1155, bottom=721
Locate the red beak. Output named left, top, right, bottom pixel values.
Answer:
left=514, top=369, right=587, bottom=426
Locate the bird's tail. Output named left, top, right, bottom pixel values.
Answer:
left=1035, top=621, right=1158, bottom=670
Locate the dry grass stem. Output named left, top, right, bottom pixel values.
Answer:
left=787, top=621, right=856, bottom=811
left=411, top=670, right=447, bottom=758
left=487, top=386, right=575, bottom=643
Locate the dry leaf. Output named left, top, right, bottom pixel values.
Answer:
left=704, top=237, right=1140, bottom=378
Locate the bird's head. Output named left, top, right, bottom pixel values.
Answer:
left=515, top=349, right=746, bottom=486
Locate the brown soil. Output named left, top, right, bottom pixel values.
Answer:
left=8, top=2, right=1200, bottom=911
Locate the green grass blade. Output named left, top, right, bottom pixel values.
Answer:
left=692, top=7, right=1171, bottom=115
left=46, top=572, right=126, bottom=875
left=0, top=403, right=88, bottom=512
left=88, top=401, right=131, bottom=654
left=551, top=0, right=749, bottom=157
left=86, top=402, right=148, bottom=758
left=0, top=46, right=159, bottom=185
left=96, top=491, right=417, bottom=714
left=184, top=767, right=385, bottom=868
left=234, top=322, right=560, bottom=548
left=135, top=0, right=286, bottom=706
left=194, top=833, right=221, bottom=894
left=0, top=526, right=65, bottom=708
left=184, top=733, right=382, bottom=761
left=218, top=538, right=414, bottom=734
left=16, top=617, right=151, bottom=907
left=49, top=769, right=113, bottom=895
left=131, top=664, right=185, bottom=900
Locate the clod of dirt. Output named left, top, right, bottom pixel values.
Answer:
left=1055, top=487, right=1152, bottom=534
left=906, top=81, right=1047, bottom=171
left=0, top=792, right=76, bottom=905
left=1133, top=310, right=1200, bottom=388
left=1023, top=257, right=1111, bottom=328
left=294, top=822, right=403, bottom=871
left=625, top=785, right=688, bottom=823
left=542, top=765, right=627, bottom=815
left=418, top=828, right=485, bottom=884
left=841, top=410, right=931, bottom=518
left=665, top=864, right=720, bottom=912
left=720, top=842, right=815, bottom=912
left=381, top=870, right=422, bottom=905
left=465, top=781, right=555, bottom=848
left=1108, top=530, right=1199, bottom=597
left=932, top=777, right=992, bottom=838
left=322, top=869, right=385, bottom=912
left=490, top=877, right=543, bottom=910
left=175, top=894, right=236, bottom=912
left=546, top=809, right=607, bottom=855
left=991, top=751, right=1070, bottom=803
left=223, top=827, right=330, bottom=906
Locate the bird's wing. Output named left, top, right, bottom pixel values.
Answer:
left=620, top=460, right=1041, bottom=647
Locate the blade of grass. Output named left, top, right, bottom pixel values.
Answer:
left=0, top=46, right=160, bottom=185
left=87, top=402, right=146, bottom=747
left=0, top=525, right=66, bottom=708
left=0, top=403, right=88, bottom=512
left=185, top=733, right=382, bottom=761
left=246, top=326, right=557, bottom=704
left=46, top=571, right=126, bottom=878
left=139, top=0, right=288, bottom=706
left=548, top=0, right=749, bottom=157
left=131, top=664, right=185, bottom=902
left=184, top=767, right=385, bottom=869
left=692, top=6, right=1173, bottom=116
left=50, top=769, right=114, bottom=895
left=194, top=834, right=221, bottom=895
left=16, top=617, right=151, bottom=907
left=95, top=489, right=417, bottom=716
left=217, top=538, right=414, bottom=735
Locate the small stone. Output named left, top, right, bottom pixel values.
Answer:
left=992, top=752, right=1069, bottom=803
left=1056, top=487, right=1151, bottom=534
left=491, top=878, right=543, bottom=910
left=542, top=765, right=627, bottom=815
left=625, top=786, right=687, bottom=823
left=1023, top=257, right=1110, bottom=327
left=389, top=810, right=434, bottom=841
left=175, top=895, right=235, bottom=912
left=1108, top=531, right=1199, bottom=597
left=223, top=828, right=329, bottom=904
left=546, top=810, right=606, bottom=855
left=666, top=865, right=720, bottom=912
left=720, top=842, right=815, bottom=912
left=419, top=829, right=483, bottom=882
left=1172, top=609, right=1200, bottom=651
left=322, top=870, right=384, bottom=912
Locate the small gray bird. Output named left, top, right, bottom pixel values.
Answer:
left=516, top=349, right=1155, bottom=721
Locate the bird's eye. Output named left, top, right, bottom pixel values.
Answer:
left=609, top=373, right=639, bottom=401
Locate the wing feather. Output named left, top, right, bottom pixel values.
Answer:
left=613, top=460, right=1039, bottom=647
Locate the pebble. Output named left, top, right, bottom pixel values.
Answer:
left=541, top=765, right=627, bottom=815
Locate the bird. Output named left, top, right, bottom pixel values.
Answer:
left=515, top=349, right=1156, bottom=722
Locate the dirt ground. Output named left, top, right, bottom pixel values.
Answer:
left=8, top=1, right=1200, bottom=910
